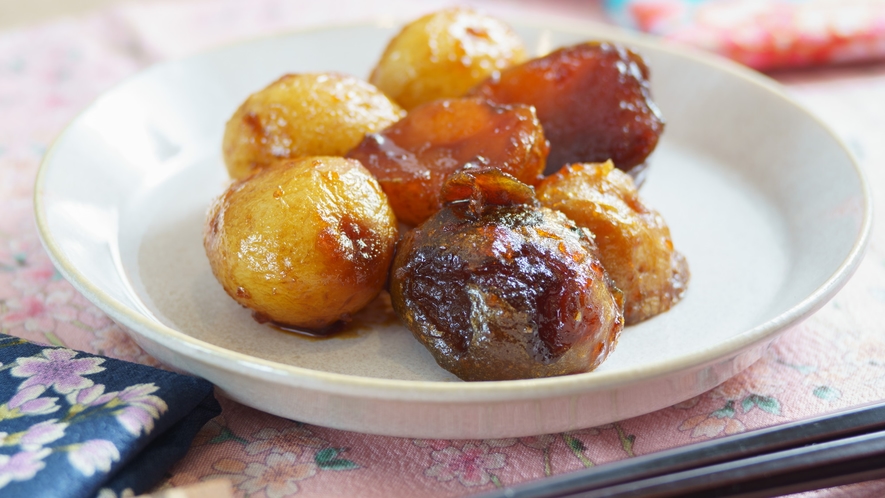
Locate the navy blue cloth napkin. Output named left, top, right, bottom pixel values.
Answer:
left=0, top=334, right=220, bottom=497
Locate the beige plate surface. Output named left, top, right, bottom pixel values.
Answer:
left=34, top=19, right=871, bottom=438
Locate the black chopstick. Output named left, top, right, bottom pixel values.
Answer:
left=473, top=399, right=885, bottom=498
left=567, top=429, right=885, bottom=497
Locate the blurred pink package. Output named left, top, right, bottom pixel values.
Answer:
left=606, top=0, right=885, bottom=69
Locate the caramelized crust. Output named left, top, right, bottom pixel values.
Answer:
left=204, top=156, right=398, bottom=332
left=369, top=8, right=527, bottom=110
left=469, top=42, right=664, bottom=175
left=537, top=161, right=688, bottom=324
left=390, top=169, right=624, bottom=381
left=222, top=73, right=404, bottom=180
left=347, top=97, right=548, bottom=226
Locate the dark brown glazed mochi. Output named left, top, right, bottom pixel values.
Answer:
left=469, top=41, right=664, bottom=175
left=389, top=168, right=624, bottom=381
left=347, top=97, right=548, bottom=226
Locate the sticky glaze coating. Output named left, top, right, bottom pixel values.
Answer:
left=222, top=72, right=404, bottom=180
left=389, top=169, right=624, bottom=381
left=369, top=8, right=528, bottom=110
left=469, top=42, right=664, bottom=175
left=537, top=161, right=689, bottom=325
left=204, top=156, right=398, bottom=332
left=347, top=97, right=548, bottom=226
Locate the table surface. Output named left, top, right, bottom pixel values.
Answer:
left=2, top=0, right=885, bottom=497
left=0, top=0, right=161, bottom=29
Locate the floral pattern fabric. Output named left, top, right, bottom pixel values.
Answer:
left=2, top=0, right=885, bottom=497
left=605, top=0, right=885, bottom=69
left=0, top=335, right=219, bottom=497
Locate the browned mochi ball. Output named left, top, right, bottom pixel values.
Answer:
left=369, top=7, right=528, bottom=110
left=222, top=72, right=404, bottom=180
left=347, top=97, right=548, bottom=226
left=389, top=168, right=624, bottom=381
left=204, top=156, right=398, bottom=333
left=537, top=161, right=689, bottom=325
left=469, top=42, right=664, bottom=175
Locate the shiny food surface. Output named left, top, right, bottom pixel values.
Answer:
left=222, top=72, right=404, bottom=179
left=369, top=7, right=527, bottom=110
left=203, top=156, right=398, bottom=331
left=347, top=97, right=548, bottom=226
left=538, top=161, right=689, bottom=324
left=470, top=41, right=664, bottom=174
left=390, top=169, right=624, bottom=381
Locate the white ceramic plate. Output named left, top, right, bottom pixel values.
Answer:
left=35, top=20, right=871, bottom=439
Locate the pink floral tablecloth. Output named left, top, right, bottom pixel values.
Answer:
left=2, top=0, right=885, bottom=496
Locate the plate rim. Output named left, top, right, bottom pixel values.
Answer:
left=33, top=17, right=873, bottom=404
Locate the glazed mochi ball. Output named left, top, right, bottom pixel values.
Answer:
left=389, top=168, right=624, bottom=381
left=204, top=156, right=398, bottom=333
left=222, top=72, right=404, bottom=180
left=469, top=41, right=664, bottom=176
left=369, top=8, right=528, bottom=110
left=537, top=161, right=689, bottom=324
left=347, top=97, right=548, bottom=226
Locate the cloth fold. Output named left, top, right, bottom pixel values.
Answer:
left=0, top=334, right=220, bottom=497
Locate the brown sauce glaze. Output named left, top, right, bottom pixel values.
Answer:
left=389, top=169, right=624, bottom=381
left=537, top=161, right=689, bottom=324
left=469, top=42, right=664, bottom=175
left=253, top=292, right=399, bottom=341
left=251, top=310, right=342, bottom=336
left=347, top=97, right=547, bottom=226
